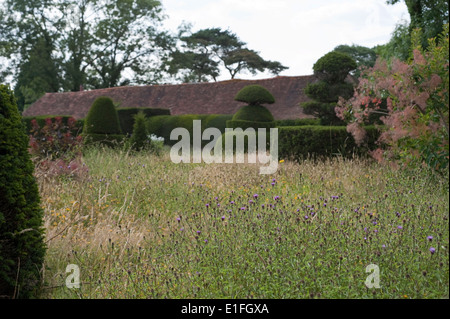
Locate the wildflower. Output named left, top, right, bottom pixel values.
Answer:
left=304, top=215, right=308, bottom=220
left=221, top=216, right=225, bottom=221
left=397, top=226, right=403, bottom=230
left=279, top=159, right=284, bottom=163
left=197, top=230, right=201, bottom=235
left=274, top=196, right=280, bottom=200
left=204, top=239, right=208, bottom=244
left=427, top=236, right=433, bottom=241
left=249, top=200, right=254, bottom=204
left=241, top=207, right=246, bottom=210
left=429, top=247, right=436, bottom=254
left=253, top=194, right=258, bottom=199
left=206, top=203, right=209, bottom=208
left=176, top=217, right=181, bottom=222
left=271, top=182, right=275, bottom=186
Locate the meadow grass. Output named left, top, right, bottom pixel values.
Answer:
left=38, top=146, right=449, bottom=299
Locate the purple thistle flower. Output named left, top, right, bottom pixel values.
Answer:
left=204, top=239, right=208, bottom=243
left=230, top=201, right=235, bottom=204
left=221, top=216, right=225, bottom=221
left=206, top=203, right=209, bottom=208
left=253, top=194, right=258, bottom=199
left=249, top=200, right=254, bottom=204
left=241, top=207, right=246, bottom=210
left=176, top=217, right=181, bottom=222
left=429, top=247, right=436, bottom=254
left=427, top=236, right=433, bottom=241
left=382, top=244, right=386, bottom=248
left=196, top=230, right=201, bottom=235
left=397, top=225, right=403, bottom=230
left=304, top=215, right=308, bottom=220
left=271, top=182, right=275, bottom=186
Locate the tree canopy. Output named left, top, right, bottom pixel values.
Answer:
left=166, top=26, right=288, bottom=83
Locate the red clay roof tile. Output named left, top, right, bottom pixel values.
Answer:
left=23, top=75, right=315, bottom=120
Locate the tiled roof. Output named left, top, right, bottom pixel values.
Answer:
left=23, top=75, right=315, bottom=120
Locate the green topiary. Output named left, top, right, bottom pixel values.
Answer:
left=313, top=51, right=357, bottom=84
left=129, top=111, right=149, bottom=151
left=230, top=86, right=276, bottom=131
left=234, top=85, right=275, bottom=106
left=0, top=84, right=46, bottom=299
left=83, top=96, right=122, bottom=135
left=231, top=104, right=275, bottom=122
left=117, top=107, right=170, bottom=135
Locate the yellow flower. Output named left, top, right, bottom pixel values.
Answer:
left=279, top=159, right=285, bottom=163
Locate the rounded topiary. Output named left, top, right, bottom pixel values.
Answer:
left=234, top=85, right=275, bottom=106
left=231, top=104, right=275, bottom=122
left=83, top=96, right=122, bottom=135
left=313, top=51, right=357, bottom=83
left=0, top=84, right=46, bottom=299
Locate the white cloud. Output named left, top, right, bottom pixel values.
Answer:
left=161, top=0, right=409, bottom=79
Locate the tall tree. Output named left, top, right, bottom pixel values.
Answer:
left=333, top=44, right=377, bottom=78
left=14, top=37, right=61, bottom=111
left=378, top=0, right=449, bottom=60
left=86, top=0, right=165, bottom=88
left=167, top=26, right=288, bottom=82
left=0, top=0, right=170, bottom=97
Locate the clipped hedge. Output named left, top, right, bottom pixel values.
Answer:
left=226, top=119, right=275, bottom=131
left=274, top=118, right=321, bottom=127
left=278, top=125, right=380, bottom=160
left=147, top=114, right=232, bottom=146
left=117, top=107, right=170, bottom=135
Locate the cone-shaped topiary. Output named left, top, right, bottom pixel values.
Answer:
left=83, top=96, right=122, bottom=135
left=234, top=85, right=275, bottom=106
left=0, top=84, right=46, bottom=299
left=83, top=96, right=124, bottom=146
left=129, top=111, right=148, bottom=151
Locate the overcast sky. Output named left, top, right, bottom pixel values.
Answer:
left=161, top=0, right=410, bottom=80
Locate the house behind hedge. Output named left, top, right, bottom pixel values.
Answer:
left=23, top=75, right=315, bottom=120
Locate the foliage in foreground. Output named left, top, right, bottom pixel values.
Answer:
left=336, top=25, right=449, bottom=173
left=38, top=147, right=449, bottom=299
left=0, top=84, right=46, bottom=299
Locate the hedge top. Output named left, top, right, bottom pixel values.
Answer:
left=234, top=85, right=275, bottom=106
